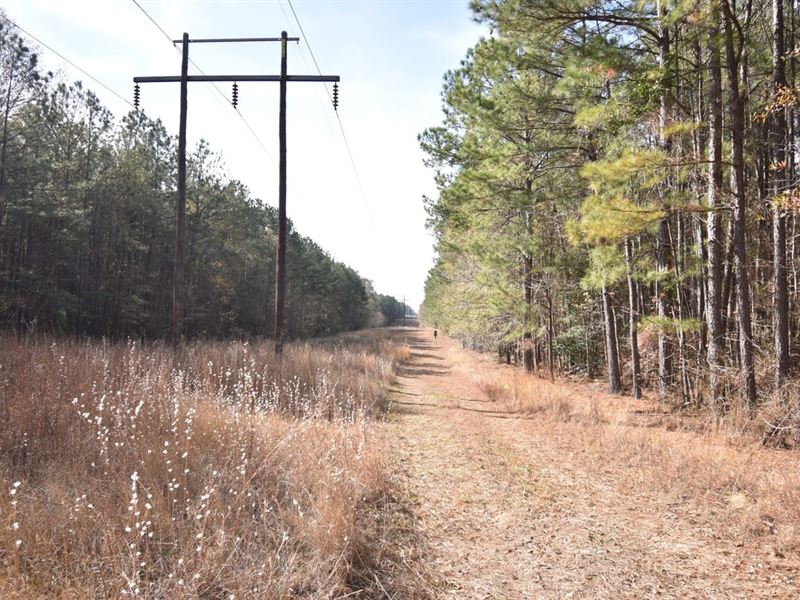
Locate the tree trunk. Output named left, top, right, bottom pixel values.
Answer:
left=707, top=3, right=725, bottom=405
left=602, top=285, right=622, bottom=394
left=0, top=71, right=14, bottom=229
left=625, top=239, right=641, bottom=398
left=657, top=219, right=673, bottom=399
left=694, top=28, right=708, bottom=360
left=772, top=0, right=791, bottom=387
left=672, top=217, right=692, bottom=405
left=723, top=0, right=758, bottom=407
left=656, top=0, right=673, bottom=401
left=585, top=310, right=592, bottom=378
left=546, top=287, right=555, bottom=381
left=523, top=208, right=534, bottom=372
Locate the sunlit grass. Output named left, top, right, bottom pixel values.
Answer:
left=0, top=334, right=408, bottom=598
left=473, top=368, right=800, bottom=554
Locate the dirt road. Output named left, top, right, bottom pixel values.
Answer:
left=379, top=328, right=799, bottom=599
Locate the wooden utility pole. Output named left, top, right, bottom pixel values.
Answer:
left=173, top=33, right=189, bottom=347
left=274, top=31, right=288, bottom=354
left=133, top=32, right=340, bottom=351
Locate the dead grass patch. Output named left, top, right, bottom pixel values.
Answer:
left=472, top=367, right=800, bottom=554
left=474, top=372, right=604, bottom=425
left=0, top=334, right=410, bottom=598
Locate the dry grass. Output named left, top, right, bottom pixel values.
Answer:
left=756, top=384, right=800, bottom=449
left=475, top=372, right=602, bottom=424
left=600, top=425, right=800, bottom=552
left=472, top=368, right=800, bottom=555
left=0, top=334, right=410, bottom=598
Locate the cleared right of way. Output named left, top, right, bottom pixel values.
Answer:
left=378, top=328, right=799, bottom=599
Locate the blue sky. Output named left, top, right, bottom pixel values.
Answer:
left=2, top=0, right=486, bottom=308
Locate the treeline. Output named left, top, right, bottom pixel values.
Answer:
left=375, top=294, right=417, bottom=325
left=421, top=0, right=800, bottom=406
left=0, top=18, right=402, bottom=340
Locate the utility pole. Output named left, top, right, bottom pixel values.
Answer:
left=402, top=296, right=406, bottom=327
left=133, top=32, right=340, bottom=352
left=275, top=31, right=288, bottom=355
left=173, top=33, right=189, bottom=347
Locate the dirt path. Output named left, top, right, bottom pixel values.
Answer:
left=378, top=328, right=799, bottom=599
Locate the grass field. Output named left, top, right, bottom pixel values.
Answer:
left=0, top=333, right=410, bottom=598
left=473, top=367, right=800, bottom=556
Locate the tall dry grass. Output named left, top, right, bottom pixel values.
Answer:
left=0, top=335, right=408, bottom=598
left=473, top=369, right=800, bottom=554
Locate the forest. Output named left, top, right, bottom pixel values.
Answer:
left=421, top=0, right=800, bottom=408
left=0, top=16, right=408, bottom=341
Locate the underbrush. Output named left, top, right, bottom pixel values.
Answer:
left=0, top=334, right=409, bottom=598
left=473, top=369, right=800, bottom=553
left=756, top=385, right=800, bottom=449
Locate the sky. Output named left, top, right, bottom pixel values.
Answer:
left=1, top=0, right=486, bottom=309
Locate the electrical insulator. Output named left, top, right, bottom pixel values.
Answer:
left=332, top=82, right=339, bottom=111
left=232, top=82, right=239, bottom=109
left=133, top=83, right=140, bottom=109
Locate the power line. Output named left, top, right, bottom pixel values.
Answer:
left=134, top=32, right=340, bottom=352
left=331, top=111, right=374, bottom=225
left=285, top=0, right=331, bottom=102
left=276, top=1, right=336, bottom=135
left=0, top=13, right=134, bottom=109
left=284, top=0, right=375, bottom=226
left=130, top=0, right=277, bottom=166
left=130, top=0, right=174, bottom=44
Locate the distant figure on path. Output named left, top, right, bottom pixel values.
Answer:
left=433, top=329, right=438, bottom=344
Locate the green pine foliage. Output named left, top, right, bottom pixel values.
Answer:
left=423, top=0, right=800, bottom=404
